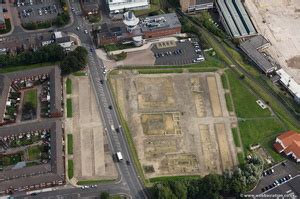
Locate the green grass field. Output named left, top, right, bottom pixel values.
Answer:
left=68, top=159, right=74, bottom=179
left=28, top=145, right=41, bottom=161
left=226, top=70, right=270, bottom=118
left=239, top=118, right=285, bottom=151
left=66, top=98, right=73, bottom=118
left=66, top=78, right=72, bottom=94
left=23, top=89, right=38, bottom=108
left=67, top=134, right=73, bottom=155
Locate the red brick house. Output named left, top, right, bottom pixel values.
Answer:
left=274, top=131, right=300, bottom=162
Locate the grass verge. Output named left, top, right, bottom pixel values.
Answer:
left=225, top=93, right=233, bottom=112
left=237, top=152, right=245, bottom=165
left=66, top=78, right=72, bottom=95
left=72, top=71, right=87, bottom=76
left=67, top=134, right=73, bottom=155
left=0, top=62, right=58, bottom=73
left=137, top=68, right=183, bottom=74
left=0, top=19, right=12, bottom=34
left=231, top=128, right=240, bottom=147
left=149, top=175, right=201, bottom=183
left=68, top=159, right=74, bottom=179
left=66, top=98, right=73, bottom=118
left=77, top=179, right=115, bottom=185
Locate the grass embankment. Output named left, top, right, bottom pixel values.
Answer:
left=68, top=159, right=74, bottom=179
left=23, top=89, right=38, bottom=108
left=0, top=62, right=58, bottom=73
left=66, top=98, right=73, bottom=118
left=149, top=175, right=201, bottom=183
left=67, top=134, right=73, bottom=155
left=66, top=78, right=72, bottom=94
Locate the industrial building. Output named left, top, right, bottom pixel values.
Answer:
left=239, top=35, right=277, bottom=74
left=180, top=0, right=214, bottom=13
left=96, top=12, right=181, bottom=46
left=106, top=0, right=149, bottom=14
left=216, top=0, right=256, bottom=38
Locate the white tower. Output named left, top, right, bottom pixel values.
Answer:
left=123, top=11, right=139, bottom=33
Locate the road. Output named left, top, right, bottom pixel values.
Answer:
left=3, top=0, right=148, bottom=198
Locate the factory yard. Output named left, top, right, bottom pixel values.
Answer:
left=244, top=0, right=300, bottom=82
left=110, top=72, right=237, bottom=178
left=67, top=76, right=117, bottom=182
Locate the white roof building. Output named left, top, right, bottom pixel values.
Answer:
left=107, top=0, right=149, bottom=13
left=276, top=69, right=300, bottom=103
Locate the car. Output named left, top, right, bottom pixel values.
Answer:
left=274, top=180, right=279, bottom=185
left=115, top=128, right=119, bottom=133
left=84, top=29, right=88, bottom=34
left=262, top=171, right=267, bottom=176
left=90, top=48, right=93, bottom=52
left=265, top=186, right=269, bottom=190
left=281, top=161, right=287, bottom=166
left=261, top=188, right=265, bottom=192
left=100, top=80, right=104, bottom=84
left=71, top=7, right=75, bottom=11
left=108, top=105, right=112, bottom=110
left=126, top=160, right=130, bottom=165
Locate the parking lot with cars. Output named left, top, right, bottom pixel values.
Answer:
left=250, top=160, right=300, bottom=196
left=152, top=38, right=205, bottom=66
left=17, top=0, right=61, bottom=24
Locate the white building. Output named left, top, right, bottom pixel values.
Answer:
left=107, top=0, right=149, bottom=14
left=276, top=69, right=300, bottom=103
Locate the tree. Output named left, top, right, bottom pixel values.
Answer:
left=60, top=46, right=88, bottom=75
left=169, top=181, right=187, bottom=199
left=100, top=192, right=109, bottom=199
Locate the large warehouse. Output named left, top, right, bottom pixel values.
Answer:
left=216, top=0, right=256, bottom=38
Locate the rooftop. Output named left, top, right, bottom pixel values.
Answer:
left=108, top=0, right=149, bottom=12
left=0, top=66, right=62, bottom=123
left=240, top=35, right=276, bottom=73
left=275, top=131, right=300, bottom=160
left=276, top=69, right=300, bottom=100
left=140, top=13, right=181, bottom=32
left=0, top=5, right=4, bottom=23
left=216, top=0, right=256, bottom=38
left=0, top=120, right=64, bottom=191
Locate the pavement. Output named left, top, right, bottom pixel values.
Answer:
left=1, top=0, right=148, bottom=198
left=249, top=160, right=300, bottom=196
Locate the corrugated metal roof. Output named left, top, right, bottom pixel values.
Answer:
left=216, top=0, right=240, bottom=37
left=233, top=0, right=256, bottom=34
left=224, top=0, right=248, bottom=36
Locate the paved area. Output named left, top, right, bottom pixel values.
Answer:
left=17, top=0, right=61, bottom=24
left=250, top=160, right=300, bottom=195
left=152, top=39, right=203, bottom=65
left=244, top=0, right=300, bottom=83
left=70, top=76, right=117, bottom=181
left=110, top=72, right=238, bottom=178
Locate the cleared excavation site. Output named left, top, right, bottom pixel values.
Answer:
left=244, top=0, right=300, bottom=82
left=111, top=71, right=237, bottom=178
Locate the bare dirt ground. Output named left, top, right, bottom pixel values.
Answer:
left=71, top=76, right=117, bottom=181
left=111, top=72, right=237, bottom=178
left=244, top=0, right=300, bottom=83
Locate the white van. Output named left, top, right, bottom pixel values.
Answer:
left=116, top=152, right=123, bottom=161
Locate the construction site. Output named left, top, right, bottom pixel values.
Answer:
left=244, top=0, right=300, bottom=82
left=110, top=71, right=237, bottom=178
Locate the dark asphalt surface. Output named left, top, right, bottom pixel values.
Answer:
left=4, top=0, right=148, bottom=198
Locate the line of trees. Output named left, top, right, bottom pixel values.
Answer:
left=0, top=44, right=88, bottom=76
left=0, top=44, right=65, bottom=67
left=151, top=155, right=263, bottom=199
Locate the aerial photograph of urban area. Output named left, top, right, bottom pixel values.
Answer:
left=0, top=0, right=299, bottom=198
